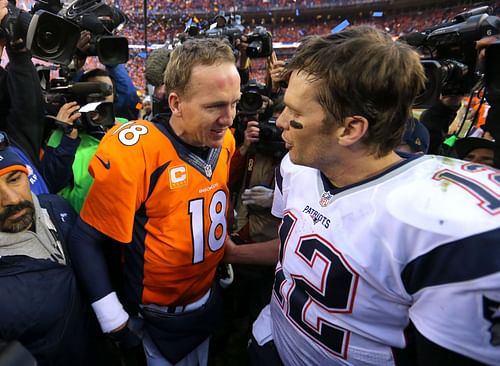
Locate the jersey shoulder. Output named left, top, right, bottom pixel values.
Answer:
left=382, top=155, right=499, bottom=239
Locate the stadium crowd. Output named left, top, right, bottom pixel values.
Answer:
left=115, top=3, right=479, bottom=92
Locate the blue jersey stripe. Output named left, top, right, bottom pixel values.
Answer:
left=402, top=227, right=500, bottom=295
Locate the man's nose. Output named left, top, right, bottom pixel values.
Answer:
left=276, top=109, right=289, bottom=130
left=219, top=105, right=235, bottom=126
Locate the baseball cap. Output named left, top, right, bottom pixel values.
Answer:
left=402, top=118, right=430, bottom=153
left=453, top=137, right=498, bottom=159
left=0, top=131, right=29, bottom=177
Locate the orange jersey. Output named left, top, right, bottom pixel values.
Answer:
left=80, top=120, right=235, bottom=306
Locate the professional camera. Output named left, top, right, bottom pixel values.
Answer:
left=0, top=1, right=80, bottom=62
left=402, top=6, right=500, bottom=108
left=203, top=14, right=244, bottom=48
left=40, top=68, right=115, bottom=132
left=0, top=0, right=128, bottom=65
left=235, top=112, right=285, bottom=158
left=246, top=26, right=273, bottom=59
left=239, top=80, right=269, bottom=114
left=62, top=0, right=129, bottom=64
left=258, top=116, right=283, bottom=145
left=235, top=80, right=285, bottom=156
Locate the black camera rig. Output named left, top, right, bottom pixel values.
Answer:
left=38, top=65, right=115, bottom=133
left=402, top=6, right=500, bottom=108
left=0, top=0, right=129, bottom=65
left=185, top=14, right=273, bottom=59
left=234, top=80, right=285, bottom=157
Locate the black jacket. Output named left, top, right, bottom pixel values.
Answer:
left=0, top=195, right=101, bottom=365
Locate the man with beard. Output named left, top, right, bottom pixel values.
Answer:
left=0, top=131, right=100, bottom=365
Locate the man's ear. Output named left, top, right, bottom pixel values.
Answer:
left=337, top=115, right=369, bottom=146
left=168, top=92, right=182, bottom=117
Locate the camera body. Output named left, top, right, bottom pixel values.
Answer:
left=191, top=17, right=272, bottom=59
left=246, top=26, right=273, bottom=59
left=63, top=0, right=129, bottom=64
left=235, top=80, right=285, bottom=157
left=407, top=6, right=500, bottom=108
left=239, top=80, right=269, bottom=114
left=0, top=0, right=128, bottom=65
left=204, top=25, right=244, bottom=46
left=40, top=69, right=115, bottom=132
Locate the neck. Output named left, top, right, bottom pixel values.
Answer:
left=169, top=117, right=203, bottom=147
left=322, top=150, right=403, bottom=188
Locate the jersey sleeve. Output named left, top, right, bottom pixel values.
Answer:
left=271, top=154, right=289, bottom=218
left=80, top=122, right=149, bottom=243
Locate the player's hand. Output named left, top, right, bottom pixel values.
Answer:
left=107, top=317, right=143, bottom=349
left=242, top=185, right=274, bottom=208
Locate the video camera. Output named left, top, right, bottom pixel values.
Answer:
left=0, top=0, right=128, bottom=65
left=203, top=15, right=244, bottom=46
left=38, top=66, right=115, bottom=132
left=402, top=6, right=500, bottom=108
left=189, top=14, right=273, bottom=59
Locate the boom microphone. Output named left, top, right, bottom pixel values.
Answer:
left=50, top=82, right=113, bottom=96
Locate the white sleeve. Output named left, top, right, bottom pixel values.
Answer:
left=271, top=154, right=288, bottom=218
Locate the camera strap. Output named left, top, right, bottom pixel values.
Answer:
left=244, top=150, right=257, bottom=190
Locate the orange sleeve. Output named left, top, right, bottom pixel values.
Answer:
left=80, top=122, right=149, bottom=243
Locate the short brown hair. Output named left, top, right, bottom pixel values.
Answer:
left=286, top=26, right=425, bottom=156
left=164, top=38, right=235, bottom=98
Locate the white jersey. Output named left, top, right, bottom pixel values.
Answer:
left=253, top=154, right=500, bottom=365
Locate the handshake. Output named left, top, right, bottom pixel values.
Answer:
left=241, top=185, right=274, bottom=208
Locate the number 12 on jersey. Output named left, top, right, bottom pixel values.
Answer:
left=274, top=213, right=359, bottom=359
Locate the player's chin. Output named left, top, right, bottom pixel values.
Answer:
left=206, top=132, right=226, bottom=147
left=288, top=150, right=303, bottom=165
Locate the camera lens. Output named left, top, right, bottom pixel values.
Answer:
left=36, top=24, right=61, bottom=55
left=240, top=91, right=263, bottom=112
left=247, top=40, right=263, bottom=58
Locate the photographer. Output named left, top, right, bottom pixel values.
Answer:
left=0, top=1, right=49, bottom=195
left=42, top=68, right=119, bottom=213
left=231, top=101, right=285, bottom=274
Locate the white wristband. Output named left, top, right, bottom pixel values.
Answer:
left=91, top=292, right=129, bottom=333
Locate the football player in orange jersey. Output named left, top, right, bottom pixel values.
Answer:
left=68, top=38, right=241, bottom=366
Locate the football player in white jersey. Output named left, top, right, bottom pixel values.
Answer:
left=224, top=26, right=500, bottom=365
